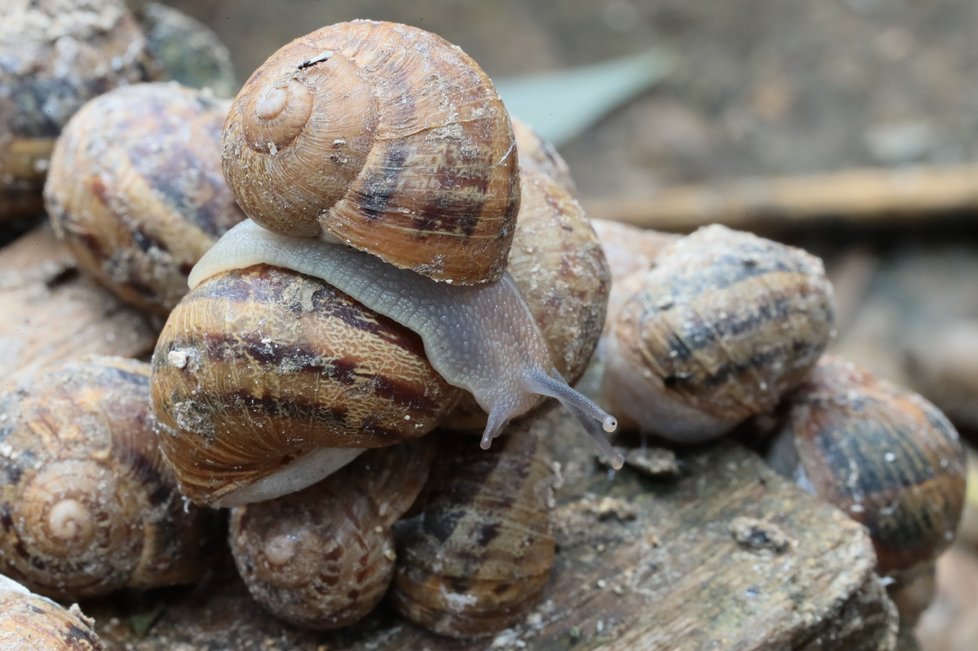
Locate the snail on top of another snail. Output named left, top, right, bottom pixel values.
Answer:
left=151, top=20, right=616, bottom=506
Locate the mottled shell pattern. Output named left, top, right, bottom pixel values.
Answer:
left=768, top=356, right=966, bottom=574
left=0, top=575, right=102, bottom=650
left=45, top=82, right=244, bottom=314
left=229, top=439, right=436, bottom=629
left=151, top=266, right=462, bottom=506
left=602, top=224, right=836, bottom=442
left=222, top=20, right=520, bottom=284
left=0, top=0, right=159, bottom=219
left=392, top=421, right=556, bottom=638
left=0, top=356, right=212, bottom=600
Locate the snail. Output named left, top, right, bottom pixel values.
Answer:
left=151, top=20, right=616, bottom=507
left=228, top=438, right=436, bottom=629
left=0, top=356, right=213, bottom=601
left=767, top=356, right=966, bottom=575
left=0, top=0, right=160, bottom=220
left=392, top=417, right=556, bottom=638
left=0, top=575, right=102, bottom=650
left=601, top=224, right=836, bottom=442
left=44, top=82, right=245, bottom=314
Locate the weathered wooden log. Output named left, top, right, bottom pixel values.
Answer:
left=89, top=406, right=897, bottom=650
left=586, top=164, right=978, bottom=233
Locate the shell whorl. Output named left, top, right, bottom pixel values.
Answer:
left=0, top=356, right=212, bottom=600
left=223, top=20, right=520, bottom=284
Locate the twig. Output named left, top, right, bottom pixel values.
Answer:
left=585, top=164, right=978, bottom=232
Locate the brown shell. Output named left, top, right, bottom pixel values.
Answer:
left=221, top=20, right=520, bottom=284
left=511, top=118, right=576, bottom=194
left=0, top=0, right=159, bottom=220
left=0, top=577, right=102, bottom=650
left=151, top=265, right=463, bottom=505
left=228, top=439, right=436, bottom=629
left=0, top=356, right=213, bottom=600
left=45, top=82, right=244, bottom=314
left=392, top=421, right=555, bottom=638
left=444, top=167, right=611, bottom=429
left=768, top=356, right=966, bottom=574
left=602, top=224, right=836, bottom=442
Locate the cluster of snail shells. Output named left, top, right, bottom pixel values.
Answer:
left=0, top=356, right=214, bottom=601
left=0, top=0, right=161, bottom=221
left=0, top=575, right=102, bottom=650
left=142, top=19, right=606, bottom=637
left=150, top=20, right=612, bottom=508
left=598, top=221, right=966, bottom=578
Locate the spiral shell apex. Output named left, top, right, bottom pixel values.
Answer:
left=222, top=20, right=520, bottom=284
left=0, top=356, right=212, bottom=600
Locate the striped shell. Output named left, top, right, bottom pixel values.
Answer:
left=228, top=439, right=435, bottom=629
left=222, top=20, right=520, bottom=285
left=151, top=265, right=463, bottom=506
left=392, top=420, right=555, bottom=638
left=0, top=0, right=159, bottom=220
left=602, top=225, right=836, bottom=442
left=0, top=576, right=102, bottom=650
left=0, top=356, right=213, bottom=600
left=768, top=356, right=966, bottom=574
left=45, top=82, right=245, bottom=314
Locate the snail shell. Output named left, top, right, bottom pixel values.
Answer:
left=767, top=356, right=966, bottom=574
left=602, top=224, right=836, bottom=442
left=153, top=170, right=615, bottom=506
left=151, top=266, right=463, bottom=506
left=392, top=420, right=556, bottom=638
left=221, top=20, right=520, bottom=285
left=44, top=82, right=245, bottom=314
left=511, top=118, right=576, bottom=194
left=0, top=0, right=159, bottom=220
left=0, top=575, right=102, bottom=650
left=0, top=356, right=213, bottom=600
left=228, top=438, right=436, bottom=629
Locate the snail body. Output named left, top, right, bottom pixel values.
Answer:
left=45, top=82, right=244, bottom=314
left=222, top=20, right=520, bottom=285
left=0, top=575, right=102, bottom=650
left=392, top=420, right=556, bottom=638
left=229, top=439, right=436, bottom=629
left=0, top=356, right=212, bottom=600
left=191, top=219, right=616, bottom=454
left=0, top=0, right=159, bottom=220
left=602, top=225, right=835, bottom=442
left=768, top=356, right=966, bottom=574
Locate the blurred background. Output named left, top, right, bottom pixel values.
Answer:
left=161, top=2, right=978, bottom=649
